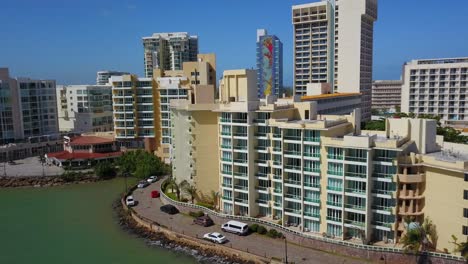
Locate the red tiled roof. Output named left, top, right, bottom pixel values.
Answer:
left=46, top=151, right=122, bottom=161
left=68, top=136, right=115, bottom=145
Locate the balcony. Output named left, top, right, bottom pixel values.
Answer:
left=222, top=196, right=232, bottom=200
left=372, top=221, right=393, bottom=228
left=304, top=182, right=320, bottom=189
left=234, top=185, right=248, bottom=191
left=372, top=189, right=394, bottom=196
left=272, top=147, right=282, bottom=152
left=272, top=175, right=282, bottom=181
left=304, top=212, right=320, bottom=218
left=345, top=188, right=366, bottom=195
left=273, top=188, right=282, bottom=194
left=255, top=146, right=268, bottom=151
left=327, top=154, right=344, bottom=160
left=255, top=186, right=269, bottom=192
left=284, top=193, right=301, bottom=200
left=304, top=167, right=320, bottom=173
left=233, top=145, right=248, bottom=151
left=327, top=201, right=342, bottom=207
left=233, top=159, right=247, bottom=164
left=397, top=173, right=425, bottom=183
left=304, top=152, right=320, bottom=158
left=345, top=171, right=367, bottom=179
left=372, top=172, right=395, bottom=180
left=398, top=189, right=424, bottom=199
left=233, top=172, right=247, bottom=178
left=221, top=145, right=232, bottom=149
left=220, top=118, right=231, bottom=123
left=255, top=133, right=268, bottom=138
left=272, top=160, right=282, bottom=166
left=222, top=183, right=232, bottom=188
left=221, top=157, right=232, bottom=162
left=284, top=135, right=301, bottom=141
left=221, top=170, right=232, bottom=175
left=220, top=131, right=231, bottom=136
left=304, top=137, right=320, bottom=143
left=284, top=150, right=301, bottom=156
left=232, top=119, right=248, bottom=124
left=371, top=204, right=393, bottom=212
left=233, top=132, right=248, bottom=137
left=327, top=186, right=343, bottom=192
left=255, top=172, right=269, bottom=179
left=256, top=199, right=270, bottom=205
left=284, top=208, right=302, bottom=215
left=234, top=197, right=248, bottom=204
left=345, top=204, right=366, bottom=211
left=327, top=170, right=343, bottom=176
left=344, top=219, right=365, bottom=228
left=284, top=178, right=301, bottom=186
left=284, top=164, right=301, bottom=171
left=345, top=156, right=367, bottom=163
left=326, top=216, right=342, bottom=222
left=304, top=197, right=320, bottom=204
left=255, top=159, right=268, bottom=165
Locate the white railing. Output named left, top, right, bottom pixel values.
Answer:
left=159, top=183, right=464, bottom=261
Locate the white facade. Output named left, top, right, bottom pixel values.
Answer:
left=292, top=0, right=377, bottom=121
left=57, top=85, right=113, bottom=133
left=372, top=80, right=402, bottom=111
left=96, top=71, right=129, bottom=85
left=401, top=58, right=468, bottom=126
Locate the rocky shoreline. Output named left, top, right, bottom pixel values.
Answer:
left=113, top=200, right=257, bottom=264
left=0, top=175, right=100, bottom=188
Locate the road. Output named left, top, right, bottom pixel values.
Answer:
left=131, top=180, right=371, bottom=264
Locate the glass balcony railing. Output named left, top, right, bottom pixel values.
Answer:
left=345, top=171, right=367, bottom=178
left=220, top=145, right=232, bottom=149
left=304, top=167, right=320, bottom=173
left=345, top=204, right=366, bottom=211
left=327, top=154, right=344, bottom=160
left=222, top=196, right=232, bottom=200
left=284, top=193, right=301, bottom=200
left=255, top=159, right=268, bottom=164
left=255, top=172, right=268, bottom=178
left=326, top=216, right=342, bottom=222
left=345, top=188, right=366, bottom=194
left=372, top=221, right=392, bottom=228
left=372, top=172, right=394, bottom=179
left=284, top=135, right=301, bottom=141
left=232, top=119, right=248, bottom=124
left=284, top=178, right=301, bottom=185
left=234, top=197, right=248, bottom=203
left=273, top=160, right=282, bottom=165
left=273, top=175, right=282, bottom=181
left=371, top=189, right=394, bottom=195
left=284, top=164, right=301, bottom=171
left=233, top=185, right=248, bottom=191
left=255, top=186, right=268, bottom=191
left=233, top=145, right=248, bottom=150
left=304, top=152, right=320, bottom=158
left=233, top=159, right=247, bottom=164
left=345, top=156, right=367, bottom=162
left=222, top=183, right=232, bottom=188
left=327, top=186, right=343, bottom=192
left=304, top=137, right=320, bottom=142
left=233, top=172, right=247, bottom=177
left=304, top=197, right=320, bottom=203
left=273, top=133, right=281, bottom=138
left=326, top=201, right=342, bottom=207
left=273, top=188, right=282, bottom=194
left=256, top=199, right=269, bottom=204
left=284, top=208, right=301, bottom=214
left=255, top=133, right=267, bottom=137
left=232, top=132, right=248, bottom=137
left=221, top=157, right=232, bottom=162
left=374, top=156, right=396, bottom=162
left=272, top=147, right=282, bottom=152
left=371, top=205, right=392, bottom=212
left=304, top=211, right=320, bottom=218
left=284, top=150, right=301, bottom=156
left=273, top=201, right=282, bottom=207
left=304, top=182, right=320, bottom=188
left=221, top=170, right=232, bottom=175
left=344, top=219, right=365, bottom=227
left=327, top=170, right=343, bottom=176
left=221, top=131, right=231, bottom=136
left=220, top=118, right=231, bottom=123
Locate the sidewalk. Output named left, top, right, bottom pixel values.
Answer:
left=131, top=180, right=370, bottom=264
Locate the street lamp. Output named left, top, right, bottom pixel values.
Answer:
left=284, top=237, right=288, bottom=264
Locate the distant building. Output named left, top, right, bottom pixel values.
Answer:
left=56, top=85, right=113, bottom=133
left=142, top=32, right=198, bottom=78
left=292, top=0, right=378, bottom=121
left=96, top=71, right=129, bottom=85
left=401, top=57, right=468, bottom=127
left=46, top=134, right=122, bottom=167
left=0, top=68, right=58, bottom=143
left=256, top=29, right=283, bottom=97
left=372, top=80, right=402, bottom=111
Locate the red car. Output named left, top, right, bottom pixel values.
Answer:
left=151, top=190, right=160, bottom=198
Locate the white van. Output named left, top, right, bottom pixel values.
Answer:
left=221, top=220, right=249, bottom=235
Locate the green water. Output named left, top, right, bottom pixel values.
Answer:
left=0, top=179, right=196, bottom=264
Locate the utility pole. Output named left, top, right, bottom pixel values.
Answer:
left=284, top=237, right=288, bottom=264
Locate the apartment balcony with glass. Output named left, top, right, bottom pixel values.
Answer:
left=303, top=145, right=320, bottom=159
left=304, top=130, right=320, bottom=143
left=327, top=147, right=344, bottom=160
left=327, top=162, right=343, bottom=177
left=344, top=212, right=366, bottom=230
left=345, top=164, right=367, bottom=180
left=304, top=175, right=320, bottom=189
left=345, top=180, right=367, bottom=196
left=344, top=196, right=366, bottom=212
left=284, top=129, right=302, bottom=142
left=345, top=149, right=367, bottom=163
left=285, top=187, right=301, bottom=202
left=284, top=172, right=301, bottom=187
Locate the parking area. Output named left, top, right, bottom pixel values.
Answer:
left=131, top=180, right=368, bottom=264
left=1, top=157, right=64, bottom=177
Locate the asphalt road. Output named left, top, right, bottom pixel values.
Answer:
left=131, top=180, right=370, bottom=264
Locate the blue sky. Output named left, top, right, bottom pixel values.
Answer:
left=1, top=0, right=467, bottom=86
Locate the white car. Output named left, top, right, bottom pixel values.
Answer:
left=137, top=181, right=149, bottom=188
left=203, top=232, right=227, bottom=244
left=126, top=196, right=136, bottom=207
left=147, top=176, right=158, bottom=183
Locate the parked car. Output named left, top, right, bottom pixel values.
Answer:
left=221, top=220, right=249, bottom=235
left=137, top=181, right=149, bottom=188
left=160, top=204, right=179, bottom=215
left=150, top=190, right=160, bottom=198
left=126, top=196, right=136, bottom=207
left=193, top=215, right=214, bottom=227
left=203, top=232, right=227, bottom=244
left=147, top=176, right=158, bottom=183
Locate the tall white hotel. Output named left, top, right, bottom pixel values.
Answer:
left=292, top=0, right=378, bottom=121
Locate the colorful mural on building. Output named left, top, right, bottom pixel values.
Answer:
left=260, top=36, right=274, bottom=96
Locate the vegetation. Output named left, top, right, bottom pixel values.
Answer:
left=363, top=113, right=468, bottom=144
left=450, top=235, right=468, bottom=260
left=162, top=177, right=181, bottom=200
left=400, top=217, right=438, bottom=254
left=94, top=161, right=117, bottom=179
left=189, top=211, right=205, bottom=218
left=248, top=224, right=283, bottom=239
left=195, top=202, right=214, bottom=210
left=249, top=224, right=259, bottom=233
left=180, top=180, right=198, bottom=204
left=117, top=150, right=170, bottom=179
left=257, top=225, right=267, bottom=235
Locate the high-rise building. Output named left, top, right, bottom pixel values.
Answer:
left=171, top=68, right=468, bottom=251
left=292, top=0, right=378, bottom=121
left=97, top=71, right=130, bottom=85
left=372, top=80, right=402, bottom=111
left=0, top=68, right=21, bottom=144
left=256, top=29, right=283, bottom=97
left=56, top=85, right=113, bottom=133
left=401, top=58, right=468, bottom=127
left=142, top=32, right=199, bottom=78
left=110, top=75, right=161, bottom=152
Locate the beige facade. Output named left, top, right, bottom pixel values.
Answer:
left=401, top=58, right=468, bottom=127
left=372, top=80, right=402, bottom=111
left=172, top=68, right=468, bottom=254
left=292, top=0, right=377, bottom=121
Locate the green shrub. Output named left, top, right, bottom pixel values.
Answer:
left=249, top=224, right=259, bottom=233
left=94, top=161, right=117, bottom=179
left=181, top=198, right=189, bottom=203
left=166, top=192, right=179, bottom=201
left=276, top=232, right=284, bottom=239
left=196, top=202, right=214, bottom=210
left=257, top=225, right=267, bottom=235
left=266, top=229, right=278, bottom=238
left=189, top=211, right=205, bottom=218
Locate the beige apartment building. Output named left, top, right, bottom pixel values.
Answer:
left=371, top=80, right=402, bottom=111
left=292, top=0, right=378, bottom=121
left=171, top=68, right=468, bottom=253
left=401, top=58, right=468, bottom=128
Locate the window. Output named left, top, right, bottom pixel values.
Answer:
left=463, top=226, right=468, bottom=236
left=464, top=208, right=468, bottom=218
left=465, top=190, right=468, bottom=200
left=465, top=173, right=468, bottom=181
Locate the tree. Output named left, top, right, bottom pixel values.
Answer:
left=164, top=177, right=180, bottom=200
left=117, top=150, right=170, bottom=178
left=450, top=235, right=468, bottom=261
left=363, top=119, right=385, bottom=131
left=210, top=190, right=219, bottom=210
left=180, top=180, right=198, bottom=204
left=400, top=217, right=438, bottom=254
left=94, top=161, right=117, bottom=179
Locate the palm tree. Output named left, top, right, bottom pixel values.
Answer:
left=180, top=180, right=197, bottom=204
left=164, top=177, right=181, bottom=200
left=450, top=235, right=468, bottom=262
left=400, top=217, right=438, bottom=255
left=210, top=190, right=219, bottom=210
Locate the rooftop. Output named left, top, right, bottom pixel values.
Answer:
left=408, top=57, right=468, bottom=65
left=426, top=148, right=468, bottom=163
left=46, top=151, right=122, bottom=160
left=301, top=93, right=361, bottom=101
left=67, top=136, right=114, bottom=146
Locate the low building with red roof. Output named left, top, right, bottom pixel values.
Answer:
left=46, top=135, right=123, bottom=167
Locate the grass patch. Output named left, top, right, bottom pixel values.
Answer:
left=166, top=192, right=179, bottom=201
